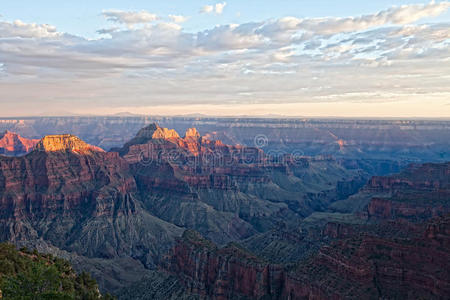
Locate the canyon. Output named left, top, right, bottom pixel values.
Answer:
left=0, top=121, right=448, bottom=299
left=1, top=116, right=449, bottom=164
left=154, top=215, right=449, bottom=300
left=115, top=123, right=367, bottom=244
left=126, top=160, right=449, bottom=299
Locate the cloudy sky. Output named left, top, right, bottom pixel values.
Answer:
left=0, top=0, right=449, bottom=117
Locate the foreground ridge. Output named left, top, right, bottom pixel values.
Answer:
left=0, top=243, right=112, bottom=299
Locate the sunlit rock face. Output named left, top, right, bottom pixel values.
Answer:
left=184, top=128, right=200, bottom=139
left=151, top=127, right=180, bottom=140
left=35, top=134, right=105, bottom=153
left=0, top=130, right=39, bottom=156
left=136, top=123, right=180, bottom=140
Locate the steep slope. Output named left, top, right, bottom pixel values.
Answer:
left=116, top=270, right=195, bottom=300
left=0, top=127, right=365, bottom=293
left=125, top=161, right=450, bottom=299
left=0, top=243, right=111, bottom=299
left=0, top=130, right=39, bottom=156
left=245, top=161, right=450, bottom=264
left=118, top=124, right=366, bottom=244
left=331, top=162, right=450, bottom=220
left=136, top=215, right=449, bottom=300
left=0, top=134, right=182, bottom=291
left=289, top=215, right=450, bottom=299
left=162, top=230, right=279, bottom=300
left=241, top=213, right=364, bottom=264
left=0, top=123, right=447, bottom=298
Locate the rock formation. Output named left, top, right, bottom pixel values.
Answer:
left=35, top=134, right=105, bottom=153
left=185, top=128, right=200, bottom=139
left=363, top=162, right=450, bottom=221
left=162, top=230, right=285, bottom=299
left=146, top=161, right=450, bottom=299
left=117, top=124, right=366, bottom=244
left=0, top=130, right=39, bottom=156
left=1, top=123, right=447, bottom=298
left=158, top=215, right=450, bottom=300
left=0, top=134, right=182, bottom=292
left=2, top=116, right=449, bottom=164
left=330, top=162, right=450, bottom=220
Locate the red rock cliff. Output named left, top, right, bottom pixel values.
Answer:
left=163, top=230, right=287, bottom=300
left=0, top=130, right=39, bottom=156
left=0, top=134, right=135, bottom=226
left=364, top=162, right=450, bottom=221
left=162, top=215, right=450, bottom=300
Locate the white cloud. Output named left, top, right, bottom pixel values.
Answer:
left=102, top=10, right=158, bottom=26
left=215, top=2, right=227, bottom=14
left=196, top=24, right=266, bottom=51
left=1, top=2, right=450, bottom=116
left=200, top=5, right=214, bottom=14
left=0, top=19, right=61, bottom=38
left=295, top=1, right=450, bottom=35
left=169, top=15, right=188, bottom=23
left=385, top=1, right=450, bottom=24
left=201, top=2, right=227, bottom=15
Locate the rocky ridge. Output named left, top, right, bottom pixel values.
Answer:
left=1, top=117, right=448, bottom=164
left=0, top=127, right=366, bottom=293
left=117, top=124, right=366, bottom=244
left=331, top=162, right=450, bottom=221
left=0, top=133, right=183, bottom=291
left=35, top=134, right=105, bottom=153
left=1, top=124, right=447, bottom=298
left=138, top=161, right=450, bottom=300
left=0, top=130, right=39, bottom=156
left=154, top=214, right=450, bottom=300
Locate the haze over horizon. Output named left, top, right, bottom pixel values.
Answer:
left=1, top=0, right=450, bottom=117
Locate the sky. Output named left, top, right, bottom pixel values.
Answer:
left=0, top=0, right=449, bottom=117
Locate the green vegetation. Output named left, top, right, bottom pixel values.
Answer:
left=0, top=243, right=114, bottom=300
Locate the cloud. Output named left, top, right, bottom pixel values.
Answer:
left=385, top=1, right=450, bottom=24
left=201, top=5, right=214, bottom=14
left=200, top=5, right=214, bottom=14
left=169, top=15, right=188, bottom=23
left=294, top=1, right=450, bottom=35
left=0, top=2, right=450, bottom=116
left=196, top=24, right=266, bottom=51
left=102, top=10, right=158, bottom=26
left=97, top=27, right=119, bottom=35
left=201, top=2, right=227, bottom=15
left=0, top=19, right=61, bottom=38
left=215, top=2, right=227, bottom=14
